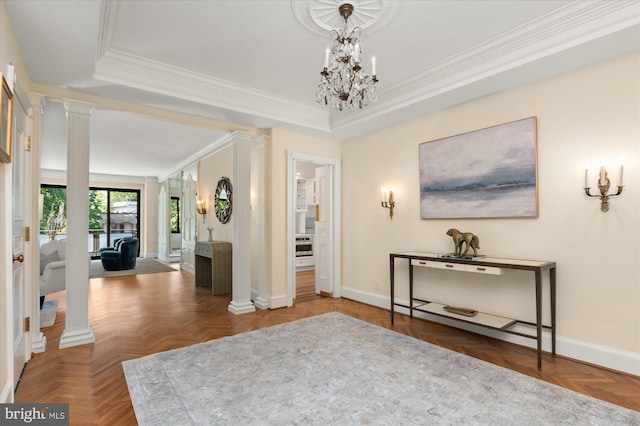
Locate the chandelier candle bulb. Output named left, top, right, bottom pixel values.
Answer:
left=323, top=49, right=330, bottom=68
left=372, top=57, right=377, bottom=75
left=599, top=159, right=606, bottom=186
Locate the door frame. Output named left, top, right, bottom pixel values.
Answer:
left=1, top=162, right=13, bottom=402
left=286, top=152, right=340, bottom=306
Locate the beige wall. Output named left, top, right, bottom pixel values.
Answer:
left=142, top=179, right=158, bottom=257
left=0, top=1, right=30, bottom=92
left=269, top=129, right=341, bottom=301
left=341, top=53, right=640, bottom=364
left=198, top=145, right=234, bottom=243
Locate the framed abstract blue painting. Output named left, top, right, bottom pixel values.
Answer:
left=419, top=117, right=538, bottom=219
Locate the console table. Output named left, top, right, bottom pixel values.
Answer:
left=195, top=241, right=232, bottom=295
left=390, top=252, right=556, bottom=370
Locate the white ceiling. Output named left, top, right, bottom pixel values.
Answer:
left=5, top=0, right=640, bottom=179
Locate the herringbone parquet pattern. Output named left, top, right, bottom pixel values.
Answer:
left=15, top=269, right=640, bottom=425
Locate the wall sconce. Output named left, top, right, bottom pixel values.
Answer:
left=380, top=186, right=395, bottom=219
left=584, top=157, right=624, bottom=212
left=196, top=198, right=207, bottom=223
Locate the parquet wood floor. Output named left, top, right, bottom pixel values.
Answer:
left=15, top=270, right=640, bottom=425
left=295, top=269, right=321, bottom=303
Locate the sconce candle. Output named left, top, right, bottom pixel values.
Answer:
left=584, top=157, right=625, bottom=212
left=196, top=198, right=207, bottom=223
left=584, top=161, right=590, bottom=188
left=380, top=185, right=395, bottom=219
left=619, top=157, right=624, bottom=186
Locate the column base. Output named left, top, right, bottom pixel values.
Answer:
left=228, top=300, right=256, bottom=315
left=253, top=296, right=270, bottom=310
left=31, top=332, right=47, bottom=354
left=59, top=326, right=95, bottom=349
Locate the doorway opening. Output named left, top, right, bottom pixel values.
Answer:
left=287, top=152, right=340, bottom=306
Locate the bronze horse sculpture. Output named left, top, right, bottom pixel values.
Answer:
left=446, top=228, right=480, bottom=257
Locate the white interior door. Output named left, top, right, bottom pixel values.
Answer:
left=314, top=165, right=332, bottom=295
left=11, top=127, right=27, bottom=389
left=181, top=172, right=196, bottom=274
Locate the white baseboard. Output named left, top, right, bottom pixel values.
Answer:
left=269, top=294, right=288, bottom=309
left=31, top=331, right=47, bottom=354
left=341, top=286, right=640, bottom=377
left=250, top=289, right=284, bottom=310
left=143, top=252, right=158, bottom=259
left=0, top=381, right=12, bottom=403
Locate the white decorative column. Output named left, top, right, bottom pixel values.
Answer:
left=253, top=135, right=269, bottom=309
left=59, top=100, right=95, bottom=349
left=228, top=131, right=256, bottom=314
left=29, top=93, right=47, bottom=353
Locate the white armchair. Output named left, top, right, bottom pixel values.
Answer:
left=40, top=239, right=66, bottom=305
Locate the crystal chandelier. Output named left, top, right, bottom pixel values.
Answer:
left=316, top=3, right=378, bottom=112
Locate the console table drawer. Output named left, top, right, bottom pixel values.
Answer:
left=411, top=259, right=439, bottom=268
left=465, top=265, right=504, bottom=275
left=438, top=262, right=466, bottom=272
left=412, top=259, right=466, bottom=271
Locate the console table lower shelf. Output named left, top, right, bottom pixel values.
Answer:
left=407, top=301, right=516, bottom=329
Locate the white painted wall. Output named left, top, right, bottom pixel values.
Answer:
left=341, top=52, right=640, bottom=374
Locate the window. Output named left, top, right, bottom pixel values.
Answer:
left=40, top=184, right=140, bottom=257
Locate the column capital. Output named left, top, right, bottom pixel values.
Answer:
left=63, top=99, right=95, bottom=117
left=29, top=92, right=46, bottom=108
left=230, top=130, right=253, bottom=145
left=254, top=134, right=269, bottom=148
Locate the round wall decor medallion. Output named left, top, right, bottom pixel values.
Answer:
left=214, top=176, right=233, bottom=224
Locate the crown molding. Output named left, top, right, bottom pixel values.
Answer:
left=329, top=0, right=640, bottom=130
left=157, top=132, right=237, bottom=182
left=40, top=168, right=148, bottom=184
left=94, top=47, right=330, bottom=132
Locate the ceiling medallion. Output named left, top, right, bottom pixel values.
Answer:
left=292, top=0, right=397, bottom=37
left=315, top=3, right=379, bottom=111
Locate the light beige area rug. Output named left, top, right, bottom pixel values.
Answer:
left=90, top=258, right=177, bottom=279
left=40, top=300, right=58, bottom=328
left=123, top=312, right=640, bottom=425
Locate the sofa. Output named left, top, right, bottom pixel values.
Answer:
left=100, top=237, right=139, bottom=271
left=40, top=239, right=66, bottom=308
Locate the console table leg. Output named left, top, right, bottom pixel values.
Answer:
left=390, top=254, right=395, bottom=325
left=409, top=262, right=414, bottom=318
left=535, top=270, right=543, bottom=370
left=550, top=267, right=556, bottom=356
